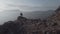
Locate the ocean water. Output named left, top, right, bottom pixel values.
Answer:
left=0, top=11, right=54, bottom=25
left=0, top=11, right=20, bottom=25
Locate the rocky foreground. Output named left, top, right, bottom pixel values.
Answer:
left=0, top=7, right=60, bottom=34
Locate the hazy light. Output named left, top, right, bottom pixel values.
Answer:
left=0, top=0, right=60, bottom=12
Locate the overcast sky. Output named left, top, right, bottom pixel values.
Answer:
left=0, top=0, right=60, bottom=12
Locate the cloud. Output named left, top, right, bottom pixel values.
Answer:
left=0, top=0, right=60, bottom=12
left=6, top=4, right=58, bottom=12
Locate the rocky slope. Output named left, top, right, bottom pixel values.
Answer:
left=22, top=6, right=60, bottom=34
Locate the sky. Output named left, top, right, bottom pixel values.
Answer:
left=0, top=0, right=60, bottom=12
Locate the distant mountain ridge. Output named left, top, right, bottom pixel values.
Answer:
left=24, top=10, right=55, bottom=19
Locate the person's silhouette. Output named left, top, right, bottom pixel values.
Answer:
left=20, top=13, right=23, bottom=17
